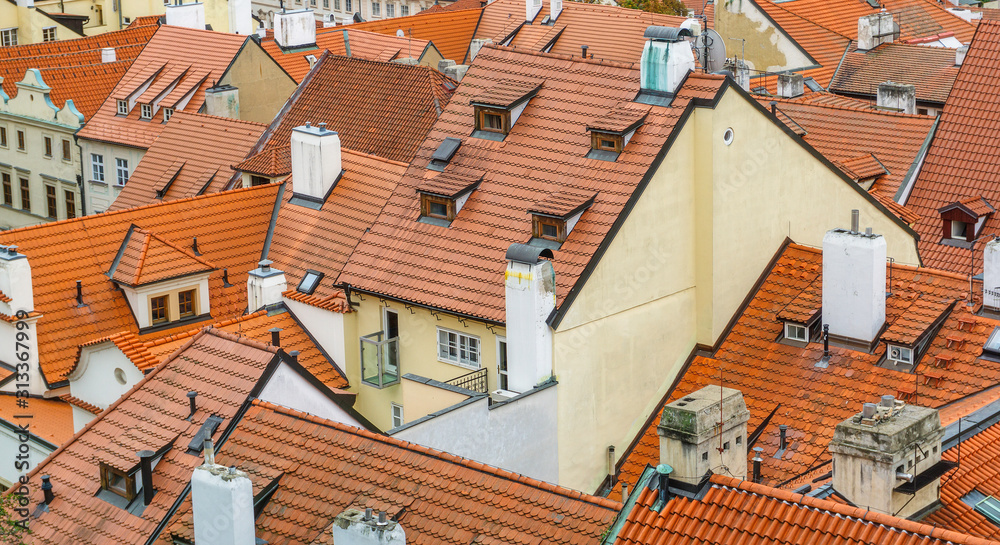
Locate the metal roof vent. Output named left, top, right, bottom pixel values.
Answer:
left=428, top=137, right=462, bottom=172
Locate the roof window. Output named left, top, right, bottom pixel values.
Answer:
left=975, top=496, right=1000, bottom=527
left=939, top=197, right=994, bottom=246
left=784, top=322, right=808, bottom=342
left=297, top=270, right=324, bottom=295
left=117, top=100, right=129, bottom=116
left=100, top=462, right=137, bottom=501
left=527, top=189, right=596, bottom=248
left=804, top=77, right=823, bottom=92
left=416, top=170, right=482, bottom=227
left=985, top=327, right=1000, bottom=358
left=428, top=137, right=461, bottom=172
left=586, top=104, right=649, bottom=162
left=470, top=79, right=542, bottom=141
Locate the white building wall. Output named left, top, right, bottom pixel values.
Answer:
left=284, top=298, right=346, bottom=369
left=0, top=423, right=53, bottom=489
left=79, top=139, right=145, bottom=215
left=392, top=384, right=558, bottom=484
left=257, top=361, right=361, bottom=425
left=68, top=344, right=144, bottom=409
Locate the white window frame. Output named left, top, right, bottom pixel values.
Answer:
left=401, top=4, right=409, bottom=15
left=163, top=108, right=174, bottom=122
left=496, top=336, right=509, bottom=392
left=387, top=2, right=394, bottom=16
left=372, top=0, right=380, bottom=15
left=140, top=104, right=152, bottom=119
left=784, top=322, right=807, bottom=342
left=91, top=154, right=105, bottom=182
left=346, top=0, right=352, bottom=11
left=951, top=220, right=968, bottom=239
left=390, top=403, right=403, bottom=428
left=42, top=27, right=56, bottom=42
left=115, top=158, right=129, bottom=186
left=117, top=100, right=129, bottom=115
left=437, top=327, right=481, bottom=369
left=887, top=345, right=914, bottom=366
left=0, top=28, right=17, bottom=48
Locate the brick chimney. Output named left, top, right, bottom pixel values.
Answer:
left=191, top=463, right=256, bottom=545
left=777, top=73, right=804, bottom=98
left=829, top=396, right=945, bottom=518
left=984, top=238, right=1000, bottom=310
left=331, top=508, right=406, bottom=545
left=877, top=81, right=916, bottom=114
left=165, top=1, right=207, bottom=29
left=657, top=385, right=749, bottom=486
left=247, top=259, right=287, bottom=312
left=274, top=9, right=317, bottom=49
left=504, top=244, right=555, bottom=394
left=639, top=26, right=697, bottom=97
left=290, top=123, right=342, bottom=202
left=857, top=12, right=894, bottom=51
left=821, top=214, right=886, bottom=347
left=205, top=84, right=240, bottom=119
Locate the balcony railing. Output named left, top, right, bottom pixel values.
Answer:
left=445, top=368, right=488, bottom=394
left=360, top=331, right=400, bottom=388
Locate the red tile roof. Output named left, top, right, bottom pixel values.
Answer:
left=613, top=471, right=999, bottom=545
left=260, top=27, right=434, bottom=82
left=76, top=25, right=250, bottom=150
left=0, top=21, right=157, bottom=60
left=927, top=422, right=1000, bottom=539
left=830, top=41, right=960, bottom=105
left=0, top=394, right=74, bottom=446
left=109, top=226, right=216, bottom=286
left=751, top=0, right=853, bottom=87
left=347, top=7, right=483, bottom=62
left=160, top=400, right=621, bottom=545
left=0, top=184, right=281, bottom=385
left=265, top=149, right=408, bottom=302
left=905, top=20, right=1000, bottom=273
left=109, top=112, right=267, bottom=210
left=613, top=242, right=1000, bottom=499
left=236, top=52, right=455, bottom=173
left=337, top=45, right=721, bottom=323
left=20, top=329, right=281, bottom=545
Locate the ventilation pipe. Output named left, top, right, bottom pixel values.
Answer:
left=270, top=327, right=282, bottom=348
left=41, top=475, right=54, bottom=505
left=138, top=450, right=155, bottom=506
left=655, top=464, right=672, bottom=504
left=187, top=391, right=198, bottom=418
left=76, top=280, right=83, bottom=306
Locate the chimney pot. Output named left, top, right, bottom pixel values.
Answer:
left=289, top=350, right=299, bottom=363
left=259, top=259, right=272, bottom=273
left=770, top=100, right=777, bottom=114
left=41, top=475, right=54, bottom=505
left=581, top=44, right=588, bottom=57
left=187, top=391, right=197, bottom=418
left=365, top=507, right=373, bottom=521
left=779, top=425, right=787, bottom=450
left=851, top=209, right=860, bottom=233
left=138, top=450, right=155, bottom=506
left=377, top=511, right=388, bottom=526
left=7, top=245, right=17, bottom=256
left=655, top=464, right=672, bottom=504
left=202, top=437, right=215, bottom=466
left=862, top=402, right=877, bottom=418
left=777, top=73, right=804, bottom=99
left=881, top=394, right=895, bottom=407
left=319, top=122, right=327, bottom=131
left=621, top=482, right=629, bottom=500
left=270, top=327, right=282, bottom=347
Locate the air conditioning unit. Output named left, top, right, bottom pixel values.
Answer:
left=491, top=389, right=517, bottom=403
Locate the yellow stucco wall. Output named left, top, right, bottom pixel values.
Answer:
left=553, top=87, right=920, bottom=493
left=714, top=0, right=815, bottom=73
left=220, top=41, right=297, bottom=124
left=2, top=2, right=81, bottom=45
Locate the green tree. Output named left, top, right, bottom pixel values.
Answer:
left=615, top=0, right=689, bottom=16
left=0, top=492, right=30, bottom=545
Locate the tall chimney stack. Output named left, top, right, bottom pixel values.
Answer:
left=877, top=81, right=916, bottom=115
left=290, top=123, right=342, bottom=203
left=821, top=217, right=886, bottom=347
left=857, top=12, right=894, bottom=51
left=777, top=73, right=804, bottom=99
left=247, top=259, right=287, bottom=312
left=639, top=26, right=696, bottom=97
left=273, top=9, right=317, bottom=49
left=504, top=244, right=556, bottom=393
left=192, top=464, right=256, bottom=545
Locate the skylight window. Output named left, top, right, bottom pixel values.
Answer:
left=297, top=270, right=324, bottom=295
left=976, top=496, right=1000, bottom=527
left=784, top=322, right=808, bottom=342
left=985, top=328, right=1000, bottom=357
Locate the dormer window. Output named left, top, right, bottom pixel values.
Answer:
left=586, top=104, right=649, bottom=161
left=100, top=463, right=136, bottom=501
left=939, top=197, right=994, bottom=245
left=151, top=295, right=168, bottom=324
left=887, top=344, right=914, bottom=366
left=297, top=270, right=324, bottom=295
left=140, top=104, right=153, bottom=119
left=469, top=79, right=542, bottom=141
left=527, top=189, right=596, bottom=248
left=163, top=108, right=174, bottom=122
left=117, top=100, right=129, bottom=115
left=784, top=322, right=808, bottom=342
left=416, top=170, right=482, bottom=227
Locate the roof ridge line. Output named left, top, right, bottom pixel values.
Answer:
left=141, top=309, right=270, bottom=349
left=250, top=399, right=624, bottom=511
left=711, top=475, right=997, bottom=545
left=133, top=229, right=151, bottom=285
left=483, top=43, right=639, bottom=70
left=769, top=96, right=931, bottom=119
left=171, top=110, right=269, bottom=128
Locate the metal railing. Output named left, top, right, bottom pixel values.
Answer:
left=446, top=368, right=488, bottom=394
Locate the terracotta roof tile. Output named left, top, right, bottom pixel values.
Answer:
left=831, top=41, right=961, bottom=105
left=613, top=242, right=1000, bottom=499
left=20, top=329, right=280, bottom=544
left=0, top=394, right=74, bottom=446
left=58, top=394, right=102, bottom=415
left=76, top=25, right=250, bottom=150
left=109, top=226, right=216, bottom=286
left=109, top=112, right=266, bottom=210
left=415, top=169, right=483, bottom=197
left=471, top=78, right=542, bottom=107
left=347, top=7, right=482, bottom=62
left=905, top=21, right=1000, bottom=273
left=0, top=184, right=281, bottom=385
left=751, top=0, right=853, bottom=86
left=336, top=46, right=722, bottom=323
left=613, top=472, right=998, bottom=545
left=587, top=103, right=650, bottom=133
left=160, top=401, right=621, bottom=545
left=260, top=27, right=433, bottom=82
left=926, top=420, right=1000, bottom=539
left=235, top=52, right=456, bottom=173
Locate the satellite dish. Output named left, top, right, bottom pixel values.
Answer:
left=396, top=29, right=405, bottom=37
left=695, top=29, right=726, bottom=73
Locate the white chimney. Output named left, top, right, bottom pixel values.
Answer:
left=468, top=39, right=492, bottom=63
left=228, top=0, right=253, bottom=34
left=876, top=81, right=916, bottom=115
left=640, top=26, right=696, bottom=96
left=192, top=464, right=256, bottom=545
left=290, top=123, right=342, bottom=201
left=504, top=244, right=555, bottom=394
left=857, top=12, right=894, bottom=51
left=549, top=0, right=562, bottom=20
left=205, top=85, right=240, bottom=119
left=956, top=45, right=968, bottom=66
left=274, top=9, right=317, bottom=49
left=101, top=48, right=117, bottom=63
left=0, top=246, right=33, bottom=317
left=165, top=2, right=207, bottom=29
left=984, top=238, right=1000, bottom=310
left=525, top=0, right=542, bottom=21
left=822, top=214, right=886, bottom=346
left=777, top=73, right=804, bottom=98
left=247, top=259, right=287, bottom=312
left=332, top=509, right=406, bottom=545
left=15, top=0, right=32, bottom=8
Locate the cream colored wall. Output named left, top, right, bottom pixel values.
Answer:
left=346, top=295, right=504, bottom=431
left=400, top=375, right=472, bottom=427
left=80, top=139, right=145, bottom=214
left=715, top=0, right=814, bottom=73
left=2, top=1, right=81, bottom=45
left=220, top=41, right=297, bottom=125
left=553, top=86, right=920, bottom=493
